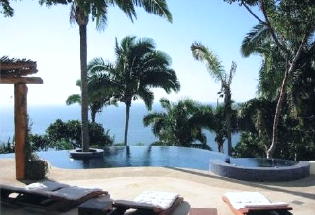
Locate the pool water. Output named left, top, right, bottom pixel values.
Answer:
left=0, top=146, right=227, bottom=170
left=229, top=158, right=297, bottom=167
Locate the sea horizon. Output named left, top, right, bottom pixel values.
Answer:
left=0, top=103, right=239, bottom=152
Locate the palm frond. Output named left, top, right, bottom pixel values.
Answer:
left=241, top=23, right=271, bottom=57
left=228, top=61, right=237, bottom=85
left=66, top=94, right=81, bottom=105
left=130, top=0, right=172, bottom=22
left=191, top=42, right=224, bottom=82
left=137, top=87, right=154, bottom=110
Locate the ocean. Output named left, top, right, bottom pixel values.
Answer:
left=0, top=103, right=239, bottom=152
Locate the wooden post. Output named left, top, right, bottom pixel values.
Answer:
left=14, top=83, right=28, bottom=180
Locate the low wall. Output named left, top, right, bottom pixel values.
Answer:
left=310, top=161, right=315, bottom=175
left=210, top=160, right=310, bottom=182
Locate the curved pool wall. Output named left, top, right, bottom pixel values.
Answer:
left=210, top=159, right=310, bottom=181
left=0, top=146, right=227, bottom=170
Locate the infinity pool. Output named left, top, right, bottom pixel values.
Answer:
left=0, top=146, right=227, bottom=170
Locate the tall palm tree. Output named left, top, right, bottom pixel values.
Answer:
left=88, top=36, right=180, bottom=146
left=39, top=0, right=172, bottom=152
left=191, top=42, right=237, bottom=156
left=143, top=98, right=211, bottom=150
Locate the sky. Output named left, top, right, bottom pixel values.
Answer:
left=0, top=0, right=262, bottom=106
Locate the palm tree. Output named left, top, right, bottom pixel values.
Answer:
left=191, top=42, right=237, bottom=156
left=39, top=0, right=172, bottom=152
left=143, top=98, right=211, bottom=150
left=88, top=36, right=180, bottom=146
left=66, top=78, right=117, bottom=123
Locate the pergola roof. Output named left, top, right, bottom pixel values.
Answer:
left=0, top=56, right=42, bottom=84
left=0, top=56, right=37, bottom=77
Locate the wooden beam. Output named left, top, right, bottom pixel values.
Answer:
left=14, top=84, right=28, bottom=180
left=0, top=77, right=43, bottom=84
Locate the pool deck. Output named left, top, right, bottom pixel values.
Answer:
left=1, top=158, right=315, bottom=215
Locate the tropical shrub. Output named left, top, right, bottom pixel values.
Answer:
left=144, top=98, right=211, bottom=150
left=45, top=119, right=113, bottom=149
left=25, top=154, right=49, bottom=180
left=0, top=139, right=15, bottom=154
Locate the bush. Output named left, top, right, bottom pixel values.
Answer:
left=233, top=132, right=266, bottom=158
left=0, top=139, right=15, bottom=154
left=28, top=134, right=50, bottom=151
left=46, top=119, right=113, bottom=149
left=25, top=154, right=49, bottom=180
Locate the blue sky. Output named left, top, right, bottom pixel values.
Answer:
left=0, top=0, right=261, bottom=105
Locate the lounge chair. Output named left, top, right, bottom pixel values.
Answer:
left=0, top=181, right=109, bottom=212
left=222, top=192, right=292, bottom=215
left=111, top=191, right=184, bottom=215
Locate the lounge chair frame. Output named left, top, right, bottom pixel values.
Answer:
left=0, top=184, right=109, bottom=212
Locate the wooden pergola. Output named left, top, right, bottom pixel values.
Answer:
left=0, top=57, right=43, bottom=180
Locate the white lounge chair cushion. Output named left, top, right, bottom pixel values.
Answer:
left=224, top=192, right=289, bottom=209
left=51, top=186, right=102, bottom=200
left=25, top=181, right=70, bottom=191
left=133, top=191, right=179, bottom=210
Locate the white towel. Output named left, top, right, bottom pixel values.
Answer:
left=133, top=191, right=179, bottom=210
left=25, top=181, right=69, bottom=191
left=224, top=192, right=289, bottom=209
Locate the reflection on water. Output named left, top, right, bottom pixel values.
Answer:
left=0, top=146, right=227, bottom=170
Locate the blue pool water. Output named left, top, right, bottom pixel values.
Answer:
left=0, top=146, right=227, bottom=170
left=229, top=158, right=297, bottom=167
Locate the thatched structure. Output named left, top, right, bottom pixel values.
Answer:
left=0, top=56, right=42, bottom=84
left=0, top=56, right=43, bottom=180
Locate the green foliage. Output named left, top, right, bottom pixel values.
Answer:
left=235, top=98, right=315, bottom=160
left=232, top=0, right=315, bottom=158
left=144, top=98, right=211, bottom=150
left=191, top=42, right=237, bottom=155
left=89, top=36, right=180, bottom=145
left=210, top=105, right=238, bottom=152
left=66, top=69, right=118, bottom=123
left=0, top=138, right=15, bottom=154
left=25, top=157, right=49, bottom=180
left=0, top=0, right=14, bottom=17
left=46, top=119, right=113, bottom=149
left=39, top=0, right=172, bottom=29
left=28, top=134, right=50, bottom=151
left=233, top=132, right=266, bottom=158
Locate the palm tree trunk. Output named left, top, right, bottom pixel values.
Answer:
left=124, top=102, right=131, bottom=146
left=267, top=41, right=305, bottom=159
left=225, top=89, right=232, bottom=156
left=79, top=24, right=90, bottom=152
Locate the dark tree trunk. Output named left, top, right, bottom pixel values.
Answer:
left=124, top=102, right=131, bottom=146
left=225, top=89, right=232, bottom=156
left=79, top=24, right=90, bottom=152
left=91, top=109, right=96, bottom=123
